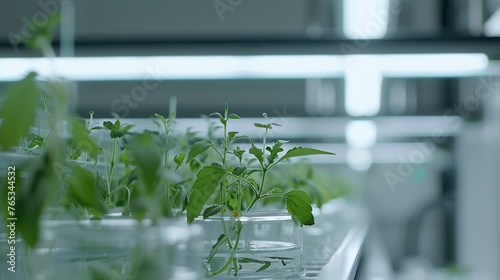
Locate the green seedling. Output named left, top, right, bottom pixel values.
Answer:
left=185, top=104, right=335, bottom=277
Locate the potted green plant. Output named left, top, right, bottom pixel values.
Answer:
left=182, top=104, right=335, bottom=278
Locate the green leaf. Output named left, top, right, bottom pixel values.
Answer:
left=24, top=14, right=61, bottom=50
left=110, top=130, right=124, bottom=138
left=265, top=183, right=282, bottom=195
left=186, top=140, right=212, bottom=163
left=187, top=166, right=226, bottom=223
left=95, top=173, right=108, bottom=207
left=22, top=153, right=74, bottom=244
left=167, top=114, right=177, bottom=127
left=73, top=118, right=87, bottom=128
left=278, top=147, right=335, bottom=163
left=209, top=112, right=223, bottom=119
left=232, top=166, right=246, bottom=176
left=172, top=184, right=188, bottom=213
left=249, top=144, right=264, bottom=165
left=189, top=158, right=201, bottom=170
left=174, top=152, right=186, bottom=166
left=103, top=121, right=114, bottom=130
left=68, top=166, right=108, bottom=213
left=239, top=258, right=271, bottom=273
left=232, top=146, right=245, bottom=159
left=207, top=234, right=227, bottom=263
left=154, top=113, right=167, bottom=125
left=228, top=131, right=239, bottom=141
left=0, top=73, right=41, bottom=151
left=203, top=205, right=222, bottom=219
left=227, top=113, right=241, bottom=119
left=266, top=140, right=288, bottom=164
left=119, top=149, right=130, bottom=163
left=267, top=256, right=293, bottom=261
left=284, top=190, right=314, bottom=226
left=121, top=124, right=134, bottom=133
left=70, top=148, right=81, bottom=160
left=71, top=119, right=100, bottom=163
left=16, top=160, right=52, bottom=247
left=113, top=120, right=121, bottom=131
left=253, top=123, right=271, bottom=129
left=267, top=256, right=293, bottom=266
left=102, top=119, right=123, bottom=138
left=131, top=137, right=161, bottom=194
left=28, top=134, right=45, bottom=150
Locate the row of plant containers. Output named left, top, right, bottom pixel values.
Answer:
left=0, top=73, right=352, bottom=280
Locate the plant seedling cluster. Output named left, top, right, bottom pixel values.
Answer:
left=183, top=104, right=335, bottom=277
left=0, top=15, right=337, bottom=279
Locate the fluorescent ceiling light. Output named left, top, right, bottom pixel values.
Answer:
left=0, top=54, right=488, bottom=82
left=0, top=55, right=345, bottom=81
left=379, top=54, right=489, bottom=77
left=343, top=0, right=390, bottom=39
left=346, top=120, right=377, bottom=148
left=343, top=54, right=488, bottom=116
left=345, top=56, right=383, bottom=116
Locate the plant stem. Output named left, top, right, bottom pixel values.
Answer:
left=107, top=138, right=117, bottom=204
left=208, top=256, right=234, bottom=278
left=247, top=125, right=270, bottom=211
left=246, top=194, right=260, bottom=212
left=108, top=185, right=131, bottom=209
left=246, top=168, right=267, bottom=212
left=37, top=37, right=57, bottom=59
left=231, top=221, right=242, bottom=276
left=219, top=118, right=228, bottom=211
left=223, top=120, right=228, bottom=166
left=226, top=173, right=258, bottom=194
left=213, top=116, right=240, bottom=277
left=262, top=127, right=268, bottom=166
left=238, top=178, right=242, bottom=213
left=221, top=219, right=233, bottom=249
left=162, top=121, right=170, bottom=169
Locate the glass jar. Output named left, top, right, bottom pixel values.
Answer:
left=26, top=218, right=202, bottom=280
left=192, top=211, right=305, bottom=279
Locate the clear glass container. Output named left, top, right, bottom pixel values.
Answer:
left=26, top=218, right=202, bottom=280
left=302, top=198, right=367, bottom=276
left=0, top=152, right=36, bottom=172
left=193, top=211, right=305, bottom=280
left=302, top=201, right=346, bottom=270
